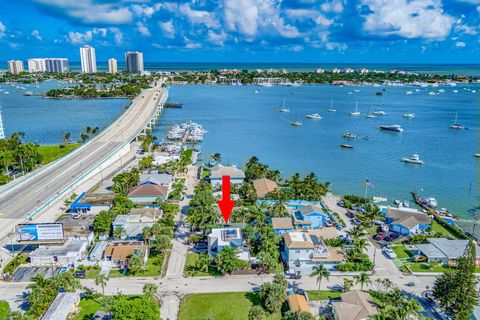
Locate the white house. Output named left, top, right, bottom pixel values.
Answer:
left=208, top=228, right=250, bottom=261
left=30, top=239, right=87, bottom=266
left=283, top=231, right=344, bottom=275
left=209, top=164, right=245, bottom=186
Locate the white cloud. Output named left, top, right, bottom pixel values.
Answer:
left=290, top=45, right=304, bottom=52
left=0, top=21, right=5, bottom=39
left=31, top=29, right=42, bottom=40
left=93, top=28, right=107, bottom=37
left=361, top=0, right=455, bottom=40
left=109, top=27, right=124, bottom=44
left=321, top=0, right=344, bottom=13
left=456, top=41, right=466, bottom=47
left=131, top=4, right=156, bottom=18
left=67, top=30, right=93, bottom=45
left=31, top=0, right=132, bottom=24
left=179, top=3, right=220, bottom=28
left=159, top=20, right=175, bottom=39
left=183, top=36, right=202, bottom=49
left=208, top=31, right=227, bottom=45
left=136, top=22, right=151, bottom=37
left=285, top=9, right=320, bottom=20
left=315, top=14, right=334, bottom=27
left=224, top=0, right=259, bottom=36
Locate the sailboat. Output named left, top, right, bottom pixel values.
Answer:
left=290, top=112, right=302, bottom=126
left=327, top=99, right=336, bottom=112
left=365, top=107, right=376, bottom=118
left=277, top=98, right=290, bottom=113
left=349, top=102, right=360, bottom=116
left=449, top=112, right=464, bottom=130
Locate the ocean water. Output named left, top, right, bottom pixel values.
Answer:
left=0, top=81, right=128, bottom=144
left=155, top=84, right=480, bottom=218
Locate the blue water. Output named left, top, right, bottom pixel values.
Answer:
left=155, top=84, right=480, bottom=218
left=0, top=81, right=128, bottom=144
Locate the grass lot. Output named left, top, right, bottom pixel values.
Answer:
left=73, top=298, right=102, bottom=320
left=178, top=292, right=281, bottom=320
left=38, top=143, right=81, bottom=165
left=306, top=290, right=342, bottom=301
left=76, top=266, right=101, bottom=279
left=0, top=300, right=10, bottom=319
left=391, top=245, right=413, bottom=260
left=181, top=149, right=193, bottom=164
left=183, top=253, right=222, bottom=277
left=201, top=167, right=211, bottom=179
left=404, top=263, right=450, bottom=273
left=3, top=253, right=29, bottom=275
left=109, top=253, right=164, bottom=278
left=430, top=220, right=457, bottom=238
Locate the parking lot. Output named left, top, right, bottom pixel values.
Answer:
left=12, top=266, right=60, bottom=282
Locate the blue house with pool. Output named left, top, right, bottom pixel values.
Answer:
left=288, top=205, right=330, bottom=229
left=382, top=206, right=431, bottom=236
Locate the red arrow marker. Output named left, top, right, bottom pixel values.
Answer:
left=217, top=175, right=235, bottom=223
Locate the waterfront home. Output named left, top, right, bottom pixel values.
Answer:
left=252, top=178, right=278, bottom=198
left=271, top=217, right=294, bottom=235
left=332, top=291, right=378, bottom=320
left=414, top=238, right=480, bottom=266
left=383, top=206, right=430, bottom=236
left=103, top=242, right=148, bottom=268
left=41, top=292, right=80, bottom=320
left=112, top=213, right=156, bottom=240
left=127, top=184, right=169, bottom=206
left=282, top=231, right=344, bottom=274
left=139, top=173, right=173, bottom=187
left=30, top=239, right=87, bottom=266
left=287, top=294, right=311, bottom=314
left=209, top=164, right=245, bottom=186
left=288, top=205, right=330, bottom=229
left=207, top=228, right=250, bottom=261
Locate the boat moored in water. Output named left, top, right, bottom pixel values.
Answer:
left=380, top=125, right=404, bottom=132
left=403, top=113, right=415, bottom=118
left=340, top=144, right=353, bottom=149
left=306, top=113, right=322, bottom=119
left=342, top=133, right=357, bottom=139
left=449, top=112, right=464, bottom=130
left=290, top=121, right=302, bottom=126
left=349, top=101, right=360, bottom=116
left=402, top=154, right=424, bottom=164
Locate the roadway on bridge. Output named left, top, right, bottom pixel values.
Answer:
left=0, top=84, right=165, bottom=235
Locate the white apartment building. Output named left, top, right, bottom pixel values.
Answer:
left=80, top=46, right=97, bottom=73
left=28, top=58, right=69, bottom=73
left=28, top=58, right=46, bottom=72
left=8, top=60, right=24, bottom=74
left=125, top=51, right=144, bottom=73
left=108, top=58, right=118, bottom=74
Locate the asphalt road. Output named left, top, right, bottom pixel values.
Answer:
left=0, top=83, right=165, bottom=239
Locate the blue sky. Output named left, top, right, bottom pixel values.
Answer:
left=0, top=0, right=479, bottom=63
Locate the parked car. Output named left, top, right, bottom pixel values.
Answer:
left=345, top=211, right=355, bottom=218
left=352, top=218, right=361, bottom=225
left=373, top=232, right=385, bottom=241
left=383, top=247, right=397, bottom=259
left=337, top=201, right=345, bottom=207
left=74, top=271, right=86, bottom=278
left=412, top=255, right=427, bottom=263
left=324, top=220, right=333, bottom=227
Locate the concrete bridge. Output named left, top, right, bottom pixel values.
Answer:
left=0, top=82, right=168, bottom=239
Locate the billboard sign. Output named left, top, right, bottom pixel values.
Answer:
left=15, top=223, right=64, bottom=242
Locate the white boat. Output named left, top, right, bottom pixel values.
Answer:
left=4, top=92, right=10, bottom=95
left=402, top=154, right=424, bottom=164
left=449, top=112, right=464, bottom=130
left=259, top=83, right=273, bottom=87
left=327, top=100, right=336, bottom=112
left=438, top=89, right=445, bottom=93
left=342, top=133, right=357, bottom=139
left=428, top=91, right=436, bottom=95
left=290, top=112, right=302, bottom=126
left=349, top=102, right=360, bottom=116
left=306, top=113, right=322, bottom=119
left=24, top=91, right=33, bottom=96
left=372, top=110, right=386, bottom=116
left=406, top=91, right=413, bottom=95
left=403, top=113, right=415, bottom=118
left=365, top=114, right=376, bottom=119
left=380, top=125, right=403, bottom=132
left=475, top=153, right=480, bottom=158
left=453, top=90, right=458, bottom=93
left=254, top=90, right=260, bottom=94
left=278, top=98, right=290, bottom=113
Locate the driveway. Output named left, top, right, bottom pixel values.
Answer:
left=12, top=266, right=60, bottom=282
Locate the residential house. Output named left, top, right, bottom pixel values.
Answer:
left=287, top=294, right=311, bottom=314
left=103, top=242, right=148, bottom=268
left=139, top=173, right=173, bottom=187
left=283, top=231, right=344, bottom=274
left=210, top=164, right=245, bottom=186
left=41, top=292, right=80, bottom=320
left=272, top=217, right=294, bottom=235
left=208, top=228, right=250, bottom=261
left=127, top=184, right=169, bottom=206
left=414, top=238, right=480, bottom=266
left=30, top=239, right=87, bottom=266
left=112, top=212, right=157, bottom=240
left=383, top=207, right=430, bottom=236
left=252, top=178, right=278, bottom=198
left=332, top=291, right=378, bottom=320
left=289, top=205, right=330, bottom=229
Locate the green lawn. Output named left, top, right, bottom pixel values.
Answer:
left=183, top=253, right=222, bottom=277
left=430, top=220, right=457, bottom=238
left=0, top=300, right=10, bottom=319
left=76, top=266, right=101, bottom=279
left=201, top=167, right=211, bottom=179
left=178, top=292, right=281, bottom=320
left=181, top=149, right=193, bottom=164
left=404, top=262, right=450, bottom=273
left=306, top=290, right=342, bottom=301
left=391, top=245, right=413, bottom=260
left=38, top=143, right=81, bottom=165
left=3, top=253, right=29, bottom=275
left=73, top=298, right=102, bottom=320
left=109, top=253, right=164, bottom=278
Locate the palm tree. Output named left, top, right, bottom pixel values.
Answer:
left=0, top=150, right=14, bottom=174
left=343, top=277, right=354, bottom=292
left=381, top=278, right=393, bottom=292
left=310, top=265, right=330, bottom=295
left=210, top=153, right=221, bottom=162
left=355, top=272, right=371, bottom=291
left=27, top=274, right=49, bottom=291
left=353, top=238, right=368, bottom=255
left=349, top=224, right=366, bottom=240
left=95, top=273, right=109, bottom=296
left=143, top=283, right=158, bottom=300
left=63, top=132, right=71, bottom=145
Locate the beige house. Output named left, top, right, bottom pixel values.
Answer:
left=287, top=294, right=311, bottom=313
left=252, top=178, right=278, bottom=198
left=332, top=291, right=378, bottom=320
